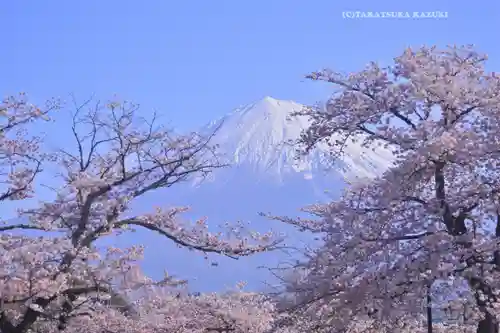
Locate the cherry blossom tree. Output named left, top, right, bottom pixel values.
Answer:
left=0, top=94, right=281, bottom=333
left=272, top=45, right=500, bottom=333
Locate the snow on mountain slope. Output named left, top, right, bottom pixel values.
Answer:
left=203, top=96, right=395, bottom=182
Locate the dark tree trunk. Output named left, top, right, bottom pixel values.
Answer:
left=477, top=312, right=498, bottom=333
left=427, top=280, right=433, bottom=333
left=426, top=296, right=433, bottom=333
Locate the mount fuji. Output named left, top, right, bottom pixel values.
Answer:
left=202, top=96, right=394, bottom=184
left=125, top=96, right=396, bottom=292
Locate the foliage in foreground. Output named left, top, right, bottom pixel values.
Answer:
left=271, top=45, right=500, bottom=333
left=0, top=95, right=279, bottom=332
left=3, top=44, right=500, bottom=333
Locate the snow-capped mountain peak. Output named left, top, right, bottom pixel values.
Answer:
left=204, top=96, right=395, bottom=182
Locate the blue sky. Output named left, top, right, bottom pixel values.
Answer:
left=3, top=0, right=499, bottom=131
left=2, top=0, right=500, bottom=291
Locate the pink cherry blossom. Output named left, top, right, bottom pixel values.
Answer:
left=0, top=95, right=281, bottom=333
left=273, top=45, right=500, bottom=333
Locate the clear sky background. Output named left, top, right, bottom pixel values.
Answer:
left=2, top=0, right=499, bottom=131
left=2, top=0, right=500, bottom=291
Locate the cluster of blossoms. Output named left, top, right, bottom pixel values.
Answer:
left=0, top=95, right=280, bottom=333
left=3, top=44, right=500, bottom=333
left=270, top=45, right=500, bottom=333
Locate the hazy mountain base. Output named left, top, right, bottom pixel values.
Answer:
left=109, top=164, right=344, bottom=292
left=112, top=96, right=393, bottom=293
